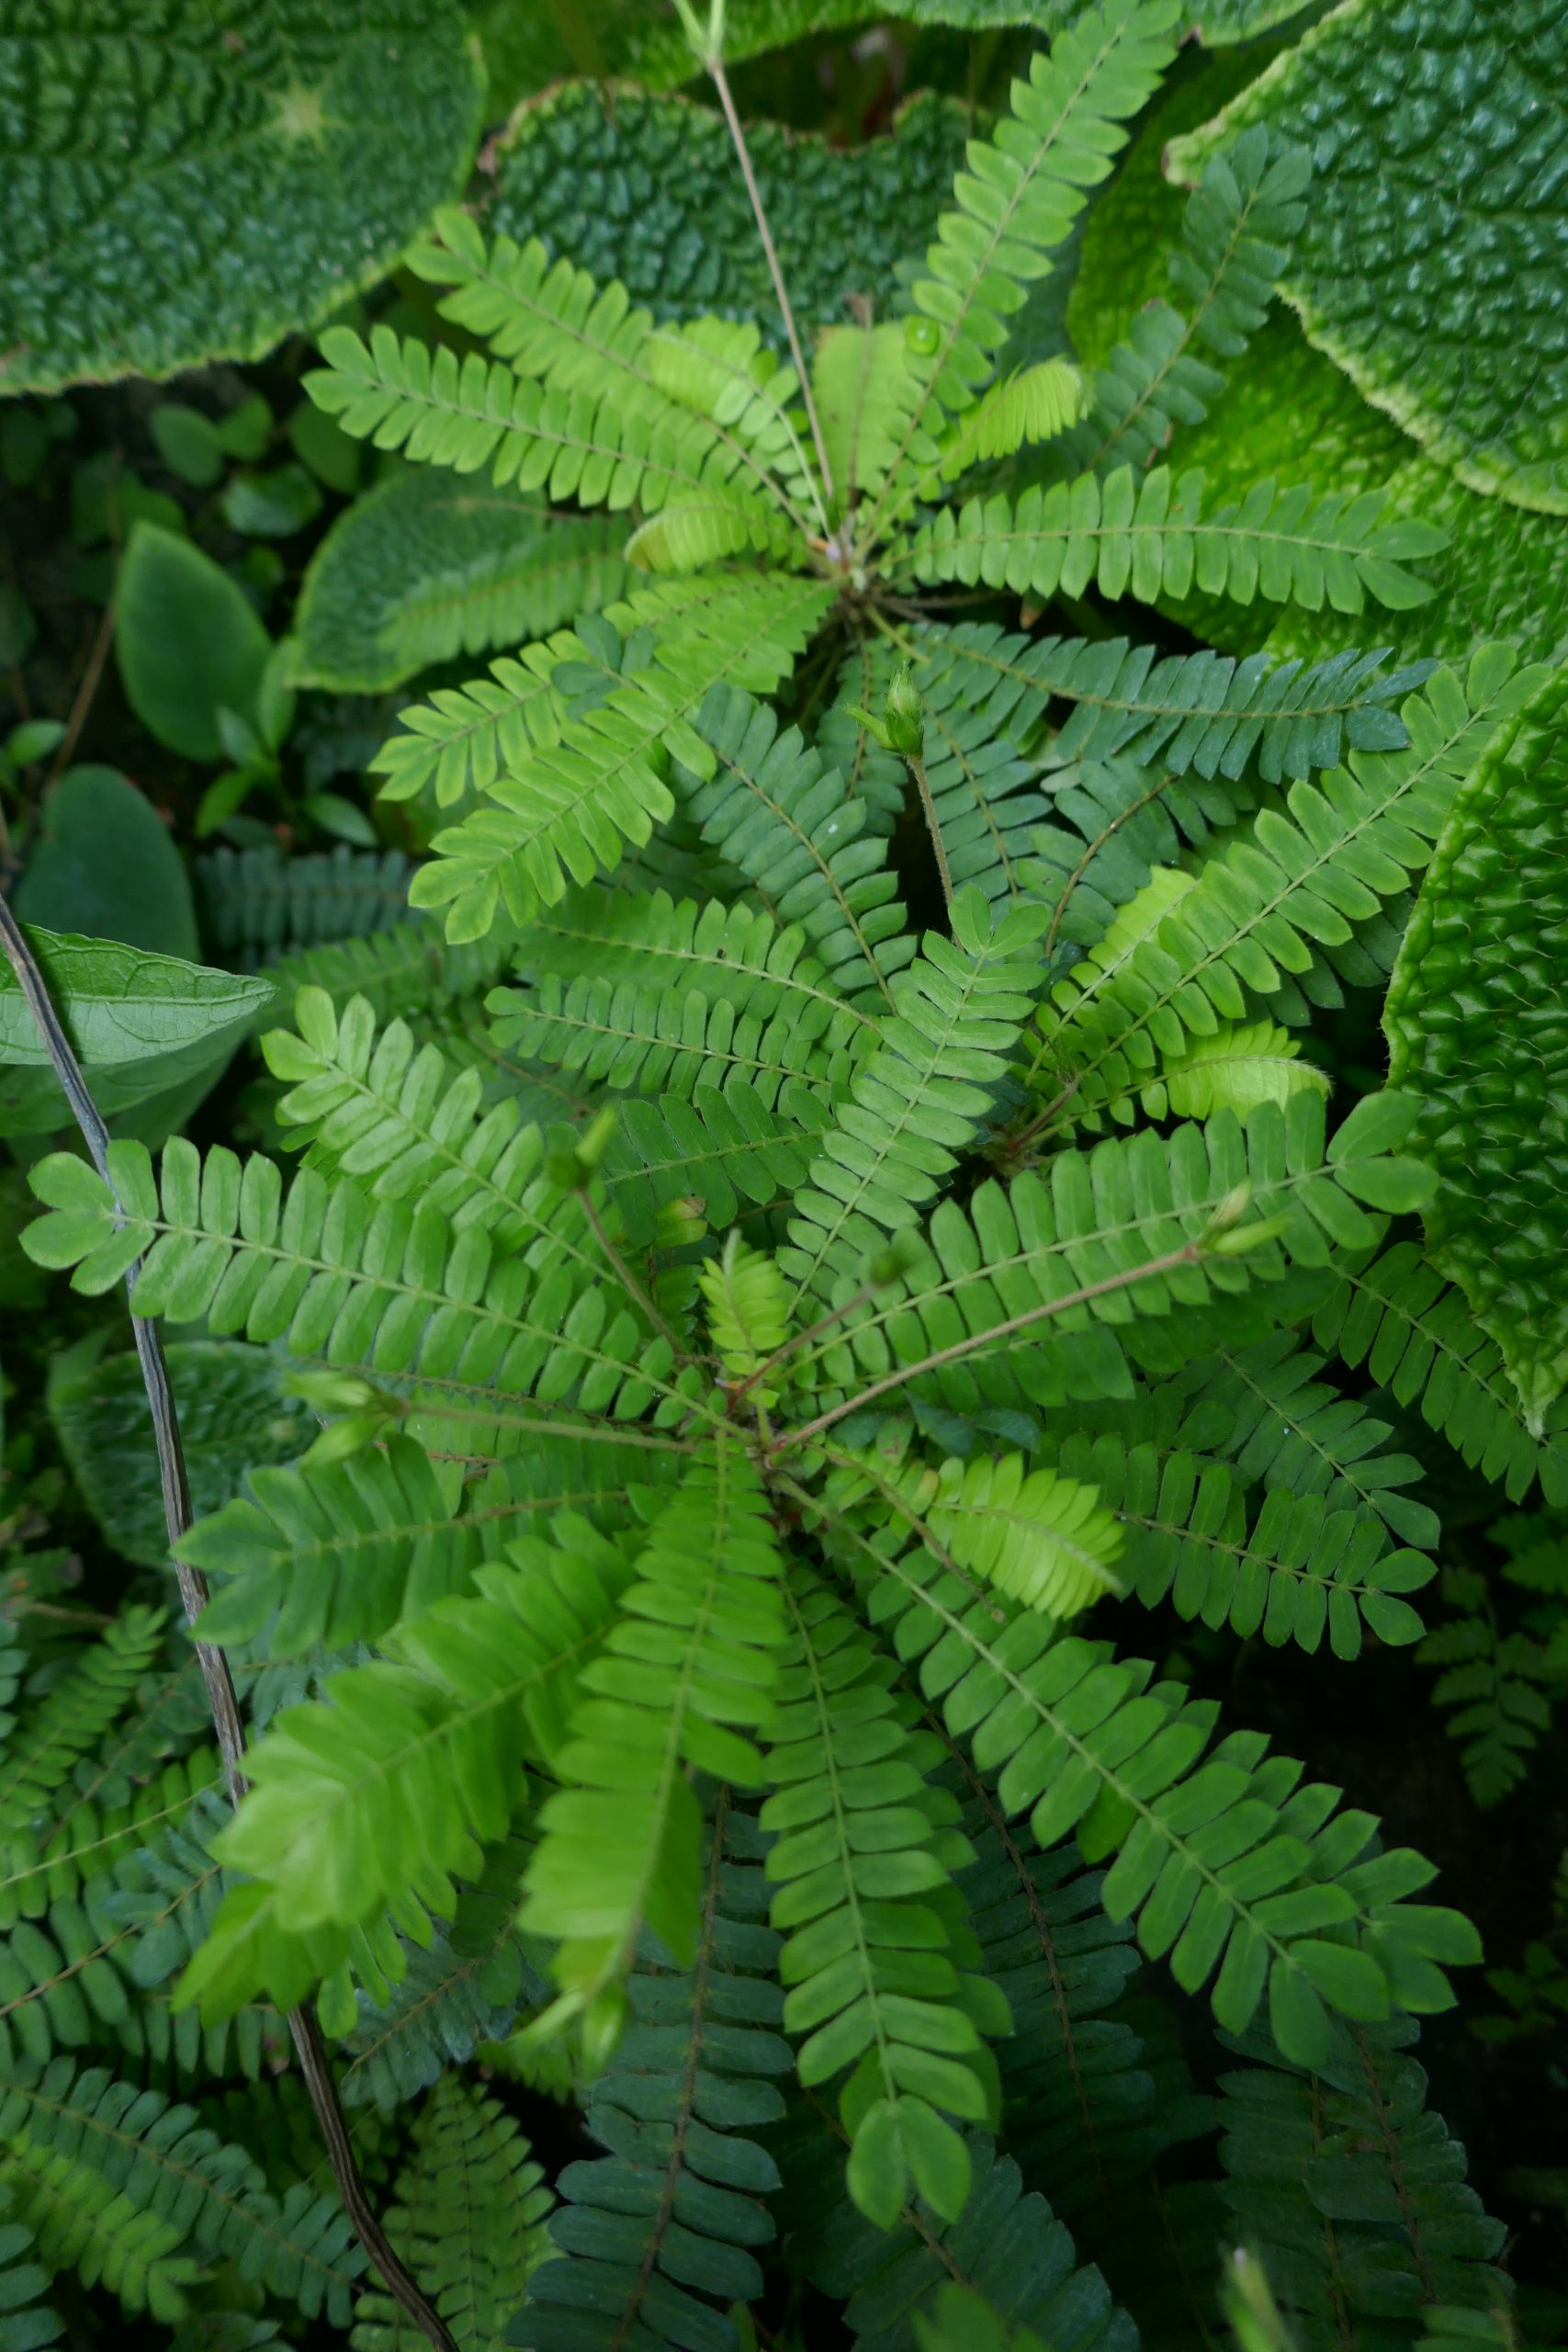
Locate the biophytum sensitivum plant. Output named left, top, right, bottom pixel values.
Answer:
left=16, top=0, right=1549, bottom=2344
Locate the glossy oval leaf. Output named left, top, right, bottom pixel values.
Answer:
left=0, top=1, right=482, bottom=395
left=115, top=526, right=272, bottom=763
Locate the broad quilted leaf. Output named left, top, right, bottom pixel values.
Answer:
left=485, top=84, right=967, bottom=341
left=1386, top=668, right=1568, bottom=1431
left=0, top=1, right=482, bottom=393
left=1170, top=0, right=1568, bottom=514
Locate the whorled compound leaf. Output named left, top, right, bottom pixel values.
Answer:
left=1385, top=668, right=1568, bottom=1432
left=484, top=84, right=968, bottom=341
left=114, top=526, right=272, bottom=763
left=290, top=469, right=629, bottom=693
left=13, top=772, right=199, bottom=963
left=48, top=1341, right=314, bottom=1570
left=1168, top=0, right=1568, bottom=514
left=0, top=929, right=275, bottom=1136
left=0, top=0, right=482, bottom=395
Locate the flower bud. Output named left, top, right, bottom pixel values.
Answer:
left=884, top=662, right=924, bottom=757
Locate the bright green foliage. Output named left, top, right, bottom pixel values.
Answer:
left=1059, top=125, right=1310, bottom=481
left=1308, top=1240, right=1568, bottom=1507
left=685, top=684, right=913, bottom=1010
left=1387, top=668, right=1568, bottom=1430
left=905, top=0, right=1180, bottom=420
left=901, top=463, right=1446, bottom=616
left=0, top=3, right=481, bottom=394
left=1037, top=1426, right=1434, bottom=1659
left=349, top=2078, right=552, bottom=2352
left=1032, top=650, right=1549, bottom=1135
left=7, top=0, right=1531, bottom=2331
left=781, top=888, right=1048, bottom=1301
left=521, top=1446, right=784, bottom=2026
left=858, top=1531, right=1478, bottom=2070
left=0, top=2060, right=362, bottom=2324
left=1217, top=2019, right=1508, bottom=2339
left=863, top=1451, right=1126, bottom=1618
left=1171, top=0, right=1568, bottom=513
left=761, top=1573, right=999, bottom=2228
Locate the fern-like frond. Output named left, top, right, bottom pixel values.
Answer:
left=490, top=965, right=863, bottom=1107
left=349, top=2076, right=552, bottom=2352
left=700, top=1234, right=790, bottom=1399
left=0, top=1614, right=165, bottom=1843
left=900, top=0, right=1179, bottom=426
left=408, top=574, right=832, bottom=940
left=1157, top=1022, right=1328, bottom=1122
left=814, top=321, right=942, bottom=516
left=1179, top=1332, right=1440, bottom=1549
left=197, top=845, right=412, bottom=969
left=778, top=2120, right=1134, bottom=2352
left=1217, top=2018, right=1508, bottom=2335
left=761, top=1571, right=1000, bottom=2228
left=842, top=1449, right=1126, bottom=1619
left=1418, top=1569, right=1553, bottom=1807
left=1029, top=649, right=1548, bottom=1135
left=783, top=1092, right=1431, bottom=1427
left=780, top=888, right=1047, bottom=1306
left=511, top=885, right=875, bottom=1037
left=409, top=211, right=817, bottom=535
left=182, top=1518, right=635, bottom=2015
left=522, top=1442, right=784, bottom=2025
left=928, top=360, right=1085, bottom=488
left=261, top=913, right=517, bottom=1030
left=0, top=2059, right=362, bottom=2324
left=898, top=463, right=1444, bottom=617
left=1069, top=129, right=1310, bottom=480
left=849, top=1524, right=1478, bottom=2068
left=24, top=1139, right=705, bottom=1436
left=649, top=315, right=823, bottom=526
left=180, top=1436, right=647, bottom=1658
left=525, top=1803, right=788, bottom=2352
left=607, top=1082, right=834, bottom=1247
left=1310, top=1238, right=1568, bottom=1506
left=685, top=683, right=913, bottom=1011
left=1036, top=1428, right=1434, bottom=1658
left=305, top=325, right=787, bottom=554
left=339, top=1837, right=538, bottom=2112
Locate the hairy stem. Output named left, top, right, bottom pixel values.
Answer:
left=708, top=54, right=837, bottom=509
left=581, top=1188, right=685, bottom=1356
left=0, top=890, right=459, bottom=2352
left=771, top=1238, right=1205, bottom=1453
left=908, top=749, right=954, bottom=914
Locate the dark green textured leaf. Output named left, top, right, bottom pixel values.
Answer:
left=1386, top=666, right=1568, bottom=1431
left=115, top=526, right=272, bottom=763
left=485, top=84, right=968, bottom=339
left=1070, top=83, right=1568, bottom=667
left=1170, top=0, right=1568, bottom=513
left=0, top=0, right=482, bottom=395
left=49, top=1341, right=314, bottom=1570
left=13, top=770, right=199, bottom=961
left=291, top=469, right=628, bottom=693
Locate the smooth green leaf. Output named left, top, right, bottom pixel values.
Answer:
left=115, top=526, right=272, bottom=763
left=13, top=769, right=198, bottom=961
